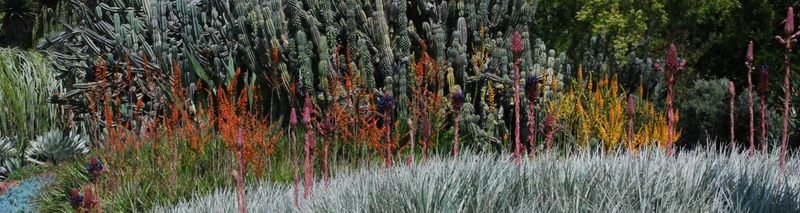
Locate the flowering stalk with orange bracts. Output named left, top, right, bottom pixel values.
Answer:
left=773, top=6, right=798, bottom=173
left=378, top=94, right=395, bottom=167
left=746, top=41, right=756, bottom=156
left=289, top=108, right=300, bottom=206
left=758, top=66, right=769, bottom=154
left=654, top=44, right=685, bottom=157
left=729, top=81, right=736, bottom=150
left=451, top=88, right=465, bottom=158
left=525, top=76, right=540, bottom=159
left=627, top=93, right=635, bottom=152
left=511, top=31, right=524, bottom=164
left=233, top=129, right=247, bottom=213
left=302, top=94, right=315, bottom=198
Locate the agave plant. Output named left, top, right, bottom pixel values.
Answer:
left=0, top=136, right=20, bottom=179
left=0, top=0, right=39, bottom=47
left=25, top=129, right=90, bottom=165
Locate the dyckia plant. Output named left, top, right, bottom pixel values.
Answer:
left=745, top=41, right=756, bottom=156
left=758, top=66, right=769, bottom=154
left=525, top=76, right=540, bottom=158
left=511, top=31, right=524, bottom=164
left=654, top=44, right=686, bottom=157
left=451, top=87, right=465, bottom=158
left=773, top=6, right=798, bottom=173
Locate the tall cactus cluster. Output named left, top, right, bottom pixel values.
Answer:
left=41, top=0, right=576, bottom=147
left=39, top=0, right=696, bottom=157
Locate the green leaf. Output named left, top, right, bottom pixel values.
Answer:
left=187, top=51, right=214, bottom=89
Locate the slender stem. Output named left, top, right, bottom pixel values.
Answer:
left=780, top=47, right=791, bottom=174
left=291, top=127, right=299, bottom=206
left=761, top=95, right=767, bottom=155
left=513, top=60, right=521, bottom=164
left=748, top=65, right=755, bottom=156
left=454, top=111, right=460, bottom=159
left=730, top=81, right=736, bottom=151
left=528, top=104, right=536, bottom=159
left=667, top=83, right=674, bottom=157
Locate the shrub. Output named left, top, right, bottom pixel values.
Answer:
left=675, top=78, right=731, bottom=145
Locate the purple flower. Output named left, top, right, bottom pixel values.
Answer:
left=378, top=94, right=395, bottom=114
left=451, top=91, right=465, bottom=110
left=524, top=76, right=540, bottom=103
left=68, top=188, right=83, bottom=209
left=86, top=157, right=104, bottom=183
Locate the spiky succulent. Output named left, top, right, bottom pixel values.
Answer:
left=25, top=129, right=90, bottom=165
left=0, top=136, right=20, bottom=179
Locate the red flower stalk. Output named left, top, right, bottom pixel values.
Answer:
left=543, top=112, right=558, bottom=158
left=746, top=41, right=756, bottom=156
left=451, top=89, right=465, bottom=158
left=420, top=110, right=430, bottom=161
left=289, top=108, right=300, bottom=206
left=318, top=112, right=335, bottom=189
left=379, top=94, right=395, bottom=167
left=729, top=81, right=736, bottom=150
left=82, top=187, right=98, bottom=213
left=627, top=93, right=635, bottom=152
left=406, top=118, right=415, bottom=165
left=653, top=43, right=685, bottom=157
left=234, top=129, right=247, bottom=213
left=231, top=170, right=246, bottom=213
left=758, top=67, right=769, bottom=154
left=525, top=76, right=540, bottom=159
left=512, top=31, right=523, bottom=164
left=774, top=6, right=799, bottom=173
left=302, top=95, right=315, bottom=198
